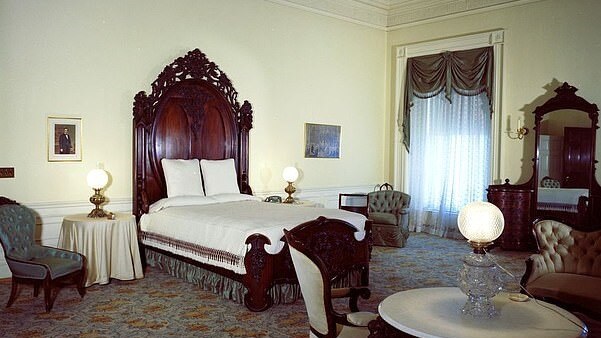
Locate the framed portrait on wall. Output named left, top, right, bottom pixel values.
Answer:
left=304, top=123, right=341, bottom=159
left=47, top=116, right=82, bottom=162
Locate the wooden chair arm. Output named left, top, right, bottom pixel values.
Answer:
left=520, top=254, right=549, bottom=287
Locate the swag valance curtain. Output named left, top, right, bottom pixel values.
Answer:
left=402, top=46, right=494, bottom=151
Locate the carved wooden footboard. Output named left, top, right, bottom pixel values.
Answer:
left=244, top=217, right=372, bottom=311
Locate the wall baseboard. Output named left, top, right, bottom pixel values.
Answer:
left=0, top=185, right=378, bottom=278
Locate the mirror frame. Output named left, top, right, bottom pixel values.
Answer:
left=531, top=82, right=600, bottom=230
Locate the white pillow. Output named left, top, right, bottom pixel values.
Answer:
left=200, top=158, right=240, bottom=196
left=161, top=158, right=204, bottom=197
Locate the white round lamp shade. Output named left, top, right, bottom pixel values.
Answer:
left=282, top=166, right=299, bottom=182
left=87, top=169, right=109, bottom=190
left=457, top=201, right=504, bottom=243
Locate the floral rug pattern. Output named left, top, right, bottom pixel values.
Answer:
left=0, top=233, right=531, bottom=337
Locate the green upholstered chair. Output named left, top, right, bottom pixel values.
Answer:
left=367, top=184, right=410, bottom=247
left=0, top=202, right=86, bottom=312
left=284, top=218, right=376, bottom=338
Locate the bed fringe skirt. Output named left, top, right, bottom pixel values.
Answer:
left=145, top=247, right=302, bottom=305
left=145, top=247, right=363, bottom=306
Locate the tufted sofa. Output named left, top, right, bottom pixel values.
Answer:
left=521, top=219, right=601, bottom=319
left=367, top=190, right=410, bottom=247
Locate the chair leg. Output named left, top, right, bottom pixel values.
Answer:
left=43, top=278, right=56, bottom=312
left=77, top=269, right=86, bottom=298
left=34, top=281, right=40, bottom=297
left=6, top=278, right=18, bottom=308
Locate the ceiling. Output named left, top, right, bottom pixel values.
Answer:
left=270, top=0, right=541, bottom=29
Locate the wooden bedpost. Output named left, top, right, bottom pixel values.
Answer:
left=362, top=219, right=373, bottom=285
left=243, top=234, right=274, bottom=312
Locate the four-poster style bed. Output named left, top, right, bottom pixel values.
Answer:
left=132, top=49, right=371, bottom=311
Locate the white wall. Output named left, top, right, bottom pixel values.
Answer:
left=386, top=0, right=601, bottom=184
left=0, top=0, right=386, bottom=204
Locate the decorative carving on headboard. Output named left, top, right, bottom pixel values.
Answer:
left=139, top=49, right=248, bottom=121
left=133, top=49, right=254, bottom=219
left=239, top=101, right=253, bottom=131
left=176, top=86, right=209, bottom=140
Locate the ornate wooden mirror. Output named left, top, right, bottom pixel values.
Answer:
left=531, top=83, right=600, bottom=230
left=488, top=82, right=599, bottom=251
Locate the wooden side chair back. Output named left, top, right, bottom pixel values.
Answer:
left=284, top=217, right=376, bottom=338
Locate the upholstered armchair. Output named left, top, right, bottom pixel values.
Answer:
left=0, top=202, right=86, bottom=312
left=284, top=217, right=376, bottom=338
left=367, top=185, right=410, bottom=247
left=521, top=219, right=601, bottom=319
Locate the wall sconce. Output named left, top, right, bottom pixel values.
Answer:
left=87, top=168, right=109, bottom=218
left=282, top=166, right=299, bottom=204
left=507, top=117, right=529, bottom=140
left=457, top=201, right=505, bottom=318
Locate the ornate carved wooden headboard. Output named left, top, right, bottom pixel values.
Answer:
left=132, top=49, right=253, bottom=219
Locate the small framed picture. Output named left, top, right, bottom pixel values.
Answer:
left=47, top=116, right=82, bottom=162
left=304, top=123, right=341, bottom=159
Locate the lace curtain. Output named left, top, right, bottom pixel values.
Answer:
left=403, top=47, right=494, bottom=239
left=408, top=91, right=491, bottom=239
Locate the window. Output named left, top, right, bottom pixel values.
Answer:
left=393, top=32, right=504, bottom=239
left=408, top=91, right=491, bottom=238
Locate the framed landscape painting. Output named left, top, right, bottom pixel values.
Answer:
left=47, top=116, right=82, bottom=162
left=304, top=123, right=341, bottom=159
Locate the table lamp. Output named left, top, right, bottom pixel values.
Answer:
left=87, top=168, right=109, bottom=218
left=457, top=201, right=505, bottom=318
left=282, top=166, right=299, bottom=203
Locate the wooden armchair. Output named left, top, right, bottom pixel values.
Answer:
left=0, top=199, right=86, bottom=312
left=284, top=217, right=376, bottom=338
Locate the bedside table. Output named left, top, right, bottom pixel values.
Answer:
left=338, top=193, right=368, bottom=217
left=58, top=213, right=144, bottom=287
left=288, top=200, right=320, bottom=207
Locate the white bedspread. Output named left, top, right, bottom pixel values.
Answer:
left=139, top=194, right=367, bottom=274
left=537, top=188, right=588, bottom=212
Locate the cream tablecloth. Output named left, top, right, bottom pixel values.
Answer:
left=58, top=213, right=144, bottom=287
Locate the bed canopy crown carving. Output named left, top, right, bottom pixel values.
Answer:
left=133, top=49, right=253, bottom=130
left=133, top=49, right=253, bottom=218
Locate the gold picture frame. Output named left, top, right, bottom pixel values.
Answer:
left=47, top=116, right=82, bottom=162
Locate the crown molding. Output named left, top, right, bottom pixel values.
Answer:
left=268, top=0, right=547, bottom=30
left=267, top=0, right=389, bottom=29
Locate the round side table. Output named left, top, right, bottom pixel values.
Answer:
left=58, top=213, right=144, bottom=287
left=377, top=287, right=587, bottom=338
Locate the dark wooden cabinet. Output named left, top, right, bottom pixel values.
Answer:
left=338, top=193, right=368, bottom=217
left=487, top=182, right=535, bottom=251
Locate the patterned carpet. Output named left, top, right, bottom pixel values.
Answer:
left=0, top=232, right=531, bottom=337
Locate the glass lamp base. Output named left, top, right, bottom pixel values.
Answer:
left=461, top=294, right=497, bottom=318
left=458, top=252, right=503, bottom=318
